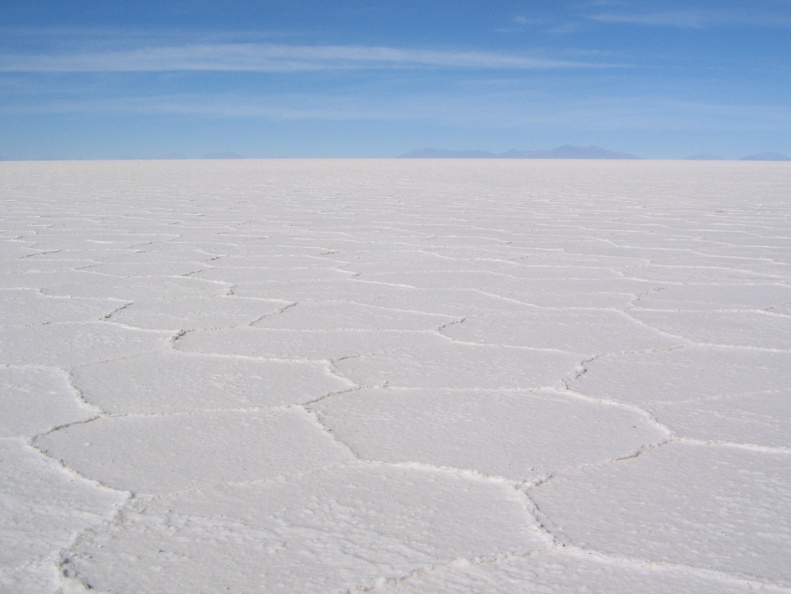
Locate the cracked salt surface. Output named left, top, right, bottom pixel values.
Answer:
left=2, top=159, right=790, bottom=592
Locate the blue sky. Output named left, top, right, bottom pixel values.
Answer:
left=1, top=0, right=789, bottom=159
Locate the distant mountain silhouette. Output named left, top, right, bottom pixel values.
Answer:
left=740, top=152, right=790, bottom=161
left=685, top=153, right=725, bottom=161
left=399, top=145, right=639, bottom=159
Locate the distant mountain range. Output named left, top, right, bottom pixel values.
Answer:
left=1, top=148, right=789, bottom=161
left=685, top=152, right=790, bottom=162
left=739, top=152, right=791, bottom=161
left=399, top=145, right=640, bottom=159
left=399, top=146, right=791, bottom=161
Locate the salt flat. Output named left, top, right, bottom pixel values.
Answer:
left=1, top=159, right=790, bottom=593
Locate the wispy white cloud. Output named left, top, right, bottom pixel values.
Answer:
left=592, top=10, right=710, bottom=28
left=496, top=15, right=582, bottom=35
left=4, top=87, right=789, bottom=136
left=591, top=8, right=791, bottom=28
left=0, top=41, right=605, bottom=73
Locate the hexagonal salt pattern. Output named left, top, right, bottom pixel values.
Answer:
left=69, top=351, right=354, bottom=414
left=64, top=465, right=545, bottom=593
left=35, top=408, right=354, bottom=494
left=2, top=160, right=789, bottom=592
left=312, top=388, right=668, bottom=482
left=531, top=442, right=791, bottom=585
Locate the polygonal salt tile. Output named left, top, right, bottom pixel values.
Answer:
left=176, top=327, right=421, bottom=360
left=0, top=243, right=42, bottom=259
left=506, top=265, right=623, bottom=279
left=0, top=259, right=97, bottom=273
left=499, top=277, right=657, bottom=299
left=334, top=252, right=450, bottom=272
left=252, top=302, right=456, bottom=331
left=623, top=264, right=780, bottom=283
left=335, top=341, right=582, bottom=389
left=231, top=279, right=415, bottom=303
left=570, top=346, right=791, bottom=405
left=369, top=288, right=531, bottom=316
left=0, top=557, right=64, bottom=594
left=40, top=276, right=230, bottom=300
left=368, top=550, right=770, bottom=594
left=633, top=283, right=791, bottom=311
left=0, top=368, right=97, bottom=437
left=99, top=248, right=219, bottom=263
left=210, top=254, right=343, bottom=268
left=30, top=237, right=164, bottom=252
left=651, top=392, right=791, bottom=448
left=357, top=270, right=514, bottom=292
left=0, top=270, right=107, bottom=290
left=628, top=310, right=791, bottom=349
left=531, top=442, right=791, bottom=585
left=107, top=296, right=291, bottom=330
left=192, top=267, right=354, bottom=284
left=0, top=323, right=171, bottom=366
left=0, top=290, right=125, bottom=327
left=71, top=351, right=355, bottom=414
left=442, top=310, right=680, bottom=355
left=510, top=291, right=637, bottom=309
left=0, top=440, right=125, bottom=570
left=312, top=388, right=667, bottom=481
left=80, top=260, right=209, bottom=277
left=65, top=465, right=545, bottom=593
left=35, top=408, right=354, bottom=494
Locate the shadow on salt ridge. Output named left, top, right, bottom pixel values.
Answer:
left=312, top=388, right=667, bottom=482
left=531, top=442, right=791, bottom=586
left=70, top=351, right=355, bottom=414
left=66, top=465, right=544, bottom=594
left=34, top=408, right=354, bottom=495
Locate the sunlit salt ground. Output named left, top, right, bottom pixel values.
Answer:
left=1, top=159, right=790, bottom=593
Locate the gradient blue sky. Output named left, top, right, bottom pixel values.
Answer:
left=1, top=0, right=789, bottom=159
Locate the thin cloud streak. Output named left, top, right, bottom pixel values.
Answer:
left=3, top=89, right=789, bottom=133
left=0, top=42, right=604, bottom=73
left=592, top=8, right=791, bottom=28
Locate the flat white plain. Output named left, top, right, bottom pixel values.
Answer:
left=1, top=159, right=790, bottom=593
